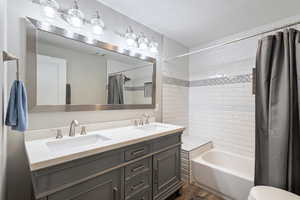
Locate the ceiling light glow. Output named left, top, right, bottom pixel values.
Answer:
left=66, top=0, right=84, bottom=28
left=40, top=0, right=59, bottom=18
left=125, top=26, right=137, bottom=47
left=138, top=33, right=149, bottom=50
left=149, top=41, right=158, bottom=54
left=91, top=11, right=105, bottom=35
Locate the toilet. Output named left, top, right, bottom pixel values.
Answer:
left=249, top=186, right=300, bottom=200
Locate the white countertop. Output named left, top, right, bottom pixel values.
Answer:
left=25, top=123, right=184, bottom=171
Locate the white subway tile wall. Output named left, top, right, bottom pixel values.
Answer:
left=189, top=82, right=255, bottom=158
left=162, top=37, right=190, bottom=135
left=163, top=84, right=189, bottom=136
left=188, top=35, right=259, bottom=158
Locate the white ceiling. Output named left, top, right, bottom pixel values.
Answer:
left=98, top=0, right=300, bottom=48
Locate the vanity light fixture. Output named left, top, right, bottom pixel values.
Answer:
left=125, top=26, right=137, bottom=47
left=66, top=0, right=85, bottom=28
left=138, top=33, right=149, bottom=50
left=40, top=0, right=60, bottom=18
left=90, top=11, right=105, bottom=35
left=149, top=41, right=159, bottom=54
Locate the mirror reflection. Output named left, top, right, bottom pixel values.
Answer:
left=36, top=30, right=154, bottom=106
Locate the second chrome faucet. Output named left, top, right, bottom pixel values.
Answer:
left=69, top=120, right=79, bottom=137
left=69, top=120, right=88, bottom=137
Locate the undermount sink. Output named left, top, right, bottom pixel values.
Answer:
left=46, top=134, right=111, bottom=152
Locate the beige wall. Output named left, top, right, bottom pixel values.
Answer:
left=38, top=42, right=108, bottom=105
left=6, top=0, right=163, bottom=200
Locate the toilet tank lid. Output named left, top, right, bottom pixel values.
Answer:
left=249, top=186, right=300, bottom=200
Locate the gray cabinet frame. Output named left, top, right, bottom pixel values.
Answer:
left=153, top=147, right=181, bottom=198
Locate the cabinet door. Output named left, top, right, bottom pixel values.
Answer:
left=48, top=169, right=123, bottom=200
left=153, top=147, right=180, bottom=196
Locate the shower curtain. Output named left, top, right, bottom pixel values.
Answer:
left=107, top=74, right=124, bottom=104
left=255, top=28, right=300, bottom=194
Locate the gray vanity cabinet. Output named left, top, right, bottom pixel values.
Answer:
left=31, top=132, right=183, bottom=200
left=47, top=169, right=123, bottom=200
left=153, top=147, right=181, bottom=200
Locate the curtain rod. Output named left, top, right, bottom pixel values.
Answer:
left=108, top=63, right=152, bottom=75
left=164, top=20, right=300, bottom=62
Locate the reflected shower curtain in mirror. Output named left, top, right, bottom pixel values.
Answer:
left=107, top=74, right=124, bottom=104
left=255, top=28, right=300, bottom=194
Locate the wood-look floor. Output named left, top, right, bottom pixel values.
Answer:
left=166, top=184, right=224, bottom=200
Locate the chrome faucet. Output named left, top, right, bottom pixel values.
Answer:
left=69, top=120, right=79, bottom=137
left=134, top=113, right=151, bottom=127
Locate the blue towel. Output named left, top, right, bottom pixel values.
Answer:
left=5, top=80, right=28, bottom=132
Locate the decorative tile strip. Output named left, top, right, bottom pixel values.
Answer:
left=125, top=86, right=145, bottom=91
left=162, top=74, right=251, bottom=87
left=162, top=76, right=190, bottom=87
left=190, top=74, right=252, bottom=87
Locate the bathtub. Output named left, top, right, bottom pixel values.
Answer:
left=191, top=149, right=254, bottom=200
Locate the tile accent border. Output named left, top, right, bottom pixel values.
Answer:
left=125, top=86, right=145, bottom=91
left=162, top=76, right=190, bottom=87
left=190, top=74, right=252, bottom=87
left=163, top=74, right=252, bottom=87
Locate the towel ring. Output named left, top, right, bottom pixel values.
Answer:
left=2, top=51, right=20, bottom=80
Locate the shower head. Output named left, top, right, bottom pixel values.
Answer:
left=124, top=76, right=131, bottom=82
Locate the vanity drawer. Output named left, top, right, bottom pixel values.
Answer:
left=125, top=144, right=150, bottom=161
left=32, top=149, right=124, bottom=197
left=125, top=172, right=151, bottom=198
left=127, top=189, right=151, bottom=200
left=125, top=158, right=151, bottom=180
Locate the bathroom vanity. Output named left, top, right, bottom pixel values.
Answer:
left=25, top=123, right=184, bottom=200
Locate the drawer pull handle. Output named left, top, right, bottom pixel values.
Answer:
left=113, top=187, right=118, bottom=200
left=131, top=164, right=145, bottom=172
left=131, top=181, right=145, bottom=191
left=131, top=148, right=145, bottom=156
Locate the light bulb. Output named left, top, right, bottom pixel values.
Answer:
left=91, top=11, right=105, bottom=35
left=66, top=0, right=84, bottom=28
left=138, top=33, right=149, bottom=50
left=93, top=25, right=103, bottom=35
left=40, top=0, right=59, bottom=19
left=149, top=41, right=158, bottom=54
left=139, top=43, right=148, bottom=50
left=125, top=26, right=137, bottom=47
left=126, top=38, right=136, bottom=47
left=69, top=15, right=83, bottom=27
left=44, top=6, right=56, bottom=18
